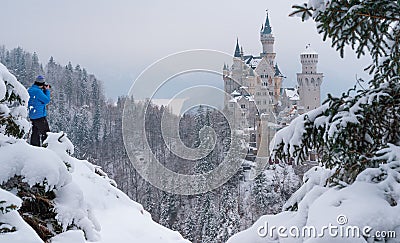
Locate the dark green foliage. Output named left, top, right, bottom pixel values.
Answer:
left=0, top=223, right=17, bottom=234
left=0, top=201, right=18, bottom=214
left=274, top=0, right=400, bottom=184
left=1, top=176, right=63, bottom=241
left=0, top=81, right=26, bottom=139
left=250, top=172, right=270, bottom=218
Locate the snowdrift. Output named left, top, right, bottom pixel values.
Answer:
left=0, top=132, right=189, bottom=243
left=228, top=165, right=400, bottom=243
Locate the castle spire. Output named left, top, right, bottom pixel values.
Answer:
left=234, top=38, right=241, bottom=57
left=274, top=63, right=284, bottom=77
left=262, top=10, right=272, bottom=34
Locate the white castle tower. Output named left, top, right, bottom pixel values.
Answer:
left=260, top=12, right=276, bottom=64
left=297, top=44, right=323, bottom=112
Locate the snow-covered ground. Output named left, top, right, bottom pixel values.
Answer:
left=0, top=132, right=189, bottom=243
left=228, top=165, right=400, bottom=243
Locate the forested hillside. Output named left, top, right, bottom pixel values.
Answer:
left=0, top=45, right=300, bottom=242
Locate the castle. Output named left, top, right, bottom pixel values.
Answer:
left=222, top=12, right=323, bottom=158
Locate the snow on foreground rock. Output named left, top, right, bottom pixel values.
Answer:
left=0, top=132, right=189, bottom=243
left=228, top=165, right=400, bottom=243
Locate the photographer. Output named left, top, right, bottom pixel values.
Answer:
left=28, top=75, right=51, bottom=146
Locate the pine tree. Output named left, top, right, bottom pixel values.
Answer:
left=216, top=180, right=240, bottom=242
left=71, top=106, right=91, bottom=158
left=30, top=52, right=42, bottom=80
left=250, top=171, right=269, bottom=219
left=81, top=68, right=89, bottom=105
left=273, top=1, right=400, bottom=184
left=159, top=191, right=178, bottom=229
left=0, top=45, right=6, bottom=63
left=64, top=62, right=74, bottom=107
left=194, top=105, right=206, bottom=147
left=196, top=192, right=219, bottom=243
left=179, top=198, right=196, bottom=242
left=0, top=63, right=29, bottom=139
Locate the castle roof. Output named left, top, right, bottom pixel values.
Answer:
left=274, top=64, right=284, bottom=77
left=243, top=55, right=262, bottom=69
left=234, top=38, right=241, bottom=57
left=231, top=90, right=241, bottom=96
left=261, top=12, right=272, bottom=34
left=284, top=88, right=300, bottom=101
left=229, top=94, right=255, bottom=103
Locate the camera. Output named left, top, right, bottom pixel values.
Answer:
left=41, top=83, right=51, bottom=92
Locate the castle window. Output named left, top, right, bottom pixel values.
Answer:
left=256, top=92, right=261, bottom=96
left=241, top=104, right=246, bottom=109
left=256, top=101, right=261, bottom=105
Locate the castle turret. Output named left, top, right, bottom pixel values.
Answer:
left=234, top=38, right=241, bottom=58
left=223, top=63, right=229, bottom=79
left=260, top=12, right=276, bottom=64
left=297, top=44, right=323, bottom=112
left=273, top=64, right=284, bottom=103
left=256, top=113, right=272, bottom=158
left=232, top=38, right=244, bottom=86
left=223, top=39, right=243, bottom=105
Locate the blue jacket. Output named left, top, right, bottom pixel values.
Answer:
left=28, top=84, right=51, bottom=119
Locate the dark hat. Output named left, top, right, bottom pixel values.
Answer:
left=36, top=75, right=45, bottom=84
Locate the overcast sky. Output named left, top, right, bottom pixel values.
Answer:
left=0, top=0, right=372, bottom=101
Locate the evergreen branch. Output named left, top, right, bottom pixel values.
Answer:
left=336, top=9, right=400, bottom=22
